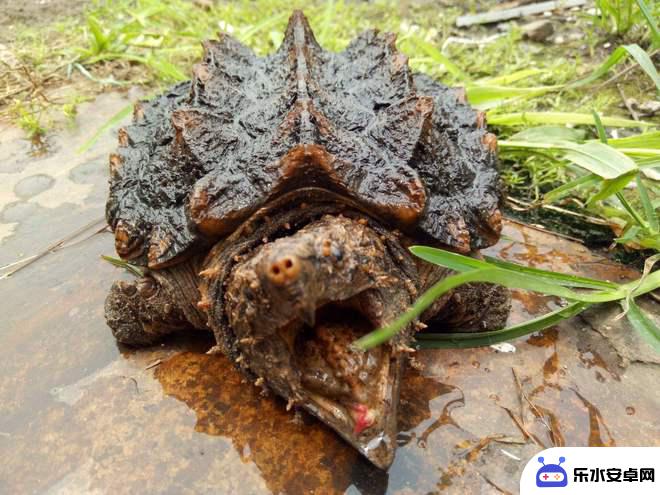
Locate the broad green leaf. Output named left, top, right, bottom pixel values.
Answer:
left=487, top=112, right=653, bottom=128
left=563, top=142, right=638, bottom=179
left=500, top=140, right=638, bottom=179
left=415, top=301, right=590, bottom=349
left=511, top=126, right=586, bottom=144
left=625, top=300, right=660, bottom=353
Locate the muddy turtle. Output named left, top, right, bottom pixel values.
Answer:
left=104, top=11, right=510, bottom=469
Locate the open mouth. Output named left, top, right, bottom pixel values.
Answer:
left=199, top=203, right=417, bottom=468
left=264, top=295, right=403, bottom=469
left=281, top=296, right=387, bottom=422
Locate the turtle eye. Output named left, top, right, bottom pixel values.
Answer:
left=136, top=277, right=158, bottom=298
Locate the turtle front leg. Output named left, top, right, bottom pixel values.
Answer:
left=105, top=275, right=190, bottom=345
left=431, top=282, right=511, bottom=332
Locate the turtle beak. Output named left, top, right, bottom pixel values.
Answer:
left=296, top=301, right=316, bottom=327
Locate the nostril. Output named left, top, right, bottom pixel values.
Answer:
left=282, top=257, right=300, bottom=278
left=265, top=256, right=301, bottom=285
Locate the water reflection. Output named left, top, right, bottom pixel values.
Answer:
left=152, top=346, right=480, bottom=495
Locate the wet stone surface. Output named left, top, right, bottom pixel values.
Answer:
left=0, top=90, right=141, bottom=266
left=0, top=93, right=659, bottom=494
left=0, top=220, right=658, bottom=494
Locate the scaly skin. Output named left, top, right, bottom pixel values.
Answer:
left=105, top=203, right=510, bottom=468
left=103, top=10, right=511, bottom=469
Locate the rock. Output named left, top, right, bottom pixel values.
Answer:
left=522, top=19, right=554, bottom=42
left=637, top=99, right=660, bottom=117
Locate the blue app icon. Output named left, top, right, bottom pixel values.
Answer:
left=536, top=456, right=568, bottom=487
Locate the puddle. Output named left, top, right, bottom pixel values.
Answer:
left=0, top=221, right=658, bottom=494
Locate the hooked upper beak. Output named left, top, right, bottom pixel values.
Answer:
left=296, top=301, right=316, bottom=327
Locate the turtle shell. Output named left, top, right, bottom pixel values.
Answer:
left=106, top=10, right=503, bottom=268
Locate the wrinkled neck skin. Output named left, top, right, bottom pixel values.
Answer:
left=198, top=188, right=446, bottom=468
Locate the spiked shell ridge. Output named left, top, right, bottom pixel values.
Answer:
left=107, top=11, right=503, bottom=268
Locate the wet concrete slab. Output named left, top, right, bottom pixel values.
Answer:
left=0, top=90, right=141, bottom=268
left=1, top=94, right=659, bottom=494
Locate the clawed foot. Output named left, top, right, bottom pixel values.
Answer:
left=105, top=276, right=189, bottom=345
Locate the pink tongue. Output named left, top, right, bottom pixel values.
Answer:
left=351, top=404, right=375, bottom=434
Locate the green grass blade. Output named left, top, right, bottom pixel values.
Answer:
left=466, top=85, right=556, bottom=109
left=146, top=56, right=187, bottom=82
left=411, top=38, right=468, bottom=81
left=616, top=191, right=649, bottom=230
left=101, top=255, right=143, bottom=277
left=413, top=245, right=619, bottom=289
left=409, top=246, right=490, bottom=272
left=620, top=44, right=660, bottom=91
left=415, top=301, right=590, bottom=349
left=605, top=131, right=660, bottom=149
left=483, top=256, right=619, bottom=289
left=500, top=139, right=638, bottom=179
left=587, top=171, right=637, bottom=206
left=568, top=44, right=660, bottom=91
left=636, top=175, right=659, bottom=232
left=353, top=268, right=624, bottom=351
left=592, top=110, right=609, bottom=143
left=488, top=112, right=652, bottom=128
left=511, top=126, right=586, bottom=144
left=625, top=300, right=660, bottom=353
left=629, top=269, right=660, bottom=296
left=636, top=0, right=660, bottom=46
left=352, top=270, right=486, bottom=350
left=480, top=68, right=549, bottom=85
left=77, top=103, right=132, bottom=153
left=87, top=15, right=109, bottom=55
left=543, top=173, right=600, bottom=203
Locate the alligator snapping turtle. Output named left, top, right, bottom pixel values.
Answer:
left=104, top=11, right=510, bottom=469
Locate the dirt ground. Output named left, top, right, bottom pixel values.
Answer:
left=0, top=0, right=87, bottom=42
